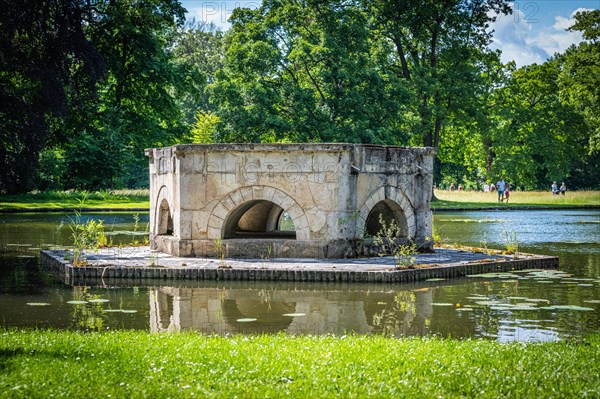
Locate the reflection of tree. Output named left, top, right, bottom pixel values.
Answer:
left=372, top=291, right=416, bottom=337
left=0, top=256, right=46, bottom=295
left=70, top=287, right=107, bottom=331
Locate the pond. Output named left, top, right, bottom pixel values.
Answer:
left=0, top=210, right=598, bottom=342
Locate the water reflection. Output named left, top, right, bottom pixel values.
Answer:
left=0, top=210, right=599, bottom=341
left=141, top=278, right=598, bottom=341
left=148, top=285, right=435, bottom=336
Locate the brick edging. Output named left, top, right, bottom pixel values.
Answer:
left=41, top=250, right=558, bottom=285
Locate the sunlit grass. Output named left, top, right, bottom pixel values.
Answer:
left=434, top=190, right=600, bottom=209
left=0, top=190, right=150, bottom=211
left=2, top=189, right=598, bottom=211
left=0, top=329, right=598, bottom=398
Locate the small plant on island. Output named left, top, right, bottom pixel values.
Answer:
left=130, top=213, right=150, bottom=246
left=372, top=214, right=418, bottom=269
left=502, top=229, right=520, bottom=259
left=148, top=251, right=158, bottom=267
left=214, top=238, right=229, bottom=268
left=430, top=222, right=444, bottom=246
left=68, top=193, right=108, bottom=266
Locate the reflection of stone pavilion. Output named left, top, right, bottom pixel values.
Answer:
left=145, top=144, right=435, bottom=258
left=149, top=286, right=434, bottom=336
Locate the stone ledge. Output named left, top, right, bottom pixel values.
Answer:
left=41, top=246, right=558, bottom=286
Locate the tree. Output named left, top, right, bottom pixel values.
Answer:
left=211, top=0, right=411, bottom=144
left=435, top=51, right=511, bottom=188
left=559, top=10, right=600, bottom=153
left=363, top=0, right=510, bottom=152
left=490, top=61, right=588, bottom=189
left=70, top=0, right=188, bottom=188
left=40, top=0, right=200, bottom=190
left=172, top=19, right=225, bottom=127
left=0, top=0, right=105, bottom=193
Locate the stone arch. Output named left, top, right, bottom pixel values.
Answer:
left=358, top=186, right=416, bottom=239
left=155, top=185, right=173, bottom=235
left=223, top=200, right=296, bottom=239
left=207, top=185, right=310, bottom=240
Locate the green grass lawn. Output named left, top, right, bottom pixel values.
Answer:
left=0, top=190, right=149, bottom=211
left=433, top=189, right=600, bottom=210
left=1, top=329, right=598, bottom=398
left=1, top=189, right=598, bottom=212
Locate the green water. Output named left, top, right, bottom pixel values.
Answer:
left=0, top=210, right=598, bottom=341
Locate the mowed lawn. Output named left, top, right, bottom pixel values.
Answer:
left=433, top=190, right=600, bottom=209
left=0, top=190, right=149, bottom=211
left=0, top=329, right=599, bottom=398
left=1, top=189, right=598, bottom=212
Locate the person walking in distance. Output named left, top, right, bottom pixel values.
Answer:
left=496, top=177, right=506, bottom=202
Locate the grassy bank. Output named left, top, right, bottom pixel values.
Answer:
left=433, top=189, right=600, bottom=210
left=0, top=190, right=149, bottom=211
left=1, top=329, right=598, bottom=398
left=2, top=189, right=598, bottom=212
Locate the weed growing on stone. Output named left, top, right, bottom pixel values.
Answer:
left=503, top=229, right=520, bottom=258
left=479, top=233, right=494, bottom=256
left=214, top=238, right=227, bottom=267
left=68, top=193, right=107, bottom=266
left=431, top=222, right=444, bottom=245
left=148, top=251, right=158, bottom=267
left=372, top=214, right=418, bottom=269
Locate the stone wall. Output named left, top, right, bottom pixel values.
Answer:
left=145, top=144, right=435, bottom=258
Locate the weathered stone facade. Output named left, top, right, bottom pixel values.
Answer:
left=145, top=144, right=435, bottom=258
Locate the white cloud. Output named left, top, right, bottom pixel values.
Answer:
left=572, top=7, right=596, bottom=16
left=488, top=6, right=591, bottom=67
left=553, top=15, right=573, bottom=31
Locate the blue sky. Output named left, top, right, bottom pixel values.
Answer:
left=179, top=1, right=599, bottom=66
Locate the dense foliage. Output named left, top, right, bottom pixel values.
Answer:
left=0, top=0, right=105, bottom=192
left=0, top=1, right=598, bottom=193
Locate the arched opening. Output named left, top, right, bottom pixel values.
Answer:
left=223, top=200, right=296, bottom=239
left=365, top=199, right=408, bottom=238
left=157, top=199, right=174, bottom=235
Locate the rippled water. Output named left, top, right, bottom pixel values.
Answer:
left=0, top=210, right=598, bottom=341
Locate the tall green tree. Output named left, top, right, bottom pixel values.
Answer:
left=172, top=19, right=225, bottom=125
left=489, top=61, right=588, bottom=189
left=212, top=0, right=512, bottom=193
left=559, top=10, right=600, bottom=153
left=363, top=0, right=510, bottom=150
left=0, top=0, right=105, bottom=193
left=67, top=0, right=188, bottom=188
left=42, top=0, right=199, bottom=189
left=553, top=10, right=600, bottom=189
left=211, top=0, right=411, bottom=144
left=435, top=51, right=511, bottom=188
